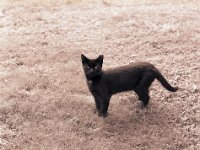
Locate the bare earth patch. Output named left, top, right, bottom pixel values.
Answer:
left=0, top=0, right=200, bottom=149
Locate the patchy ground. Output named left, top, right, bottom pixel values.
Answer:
left=0, top=0, right=200, bottom=149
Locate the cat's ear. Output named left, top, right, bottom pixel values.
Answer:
left=81, top=54, right=88, bottom=64
left=97, top=55, right=104, bottom=65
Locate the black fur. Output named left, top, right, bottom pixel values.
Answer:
left=81, top=54, right=178, bottom=118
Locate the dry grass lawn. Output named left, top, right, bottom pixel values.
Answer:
left=0, top=0, right=200, bottom=149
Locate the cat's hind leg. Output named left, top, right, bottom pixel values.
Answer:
left=134, top=72, right=155, bottom=107
left=134, top=87, right=150, bottom=108
left=140, top=91, right=150, bottom=108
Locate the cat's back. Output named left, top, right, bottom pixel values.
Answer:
left=104, top=62, right=155, bottom=74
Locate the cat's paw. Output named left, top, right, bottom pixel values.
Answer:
left=141, top=103, right=148, bottom=109
left=98, top=111, right=102, bottom=116
left=98, top=112, right=108, bottom=118
left=102, top=113, right=108, bottom=118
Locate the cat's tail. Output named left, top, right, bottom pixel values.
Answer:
left=155, top=69, right=178, bottom=92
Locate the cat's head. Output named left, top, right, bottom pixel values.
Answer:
left=81, top=54, right=104, bottom=80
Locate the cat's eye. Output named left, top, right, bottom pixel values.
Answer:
left=86, top=65, right=90, bottom=69
left=94, top=66, right=99, bottom=69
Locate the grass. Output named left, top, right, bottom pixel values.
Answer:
left=5, top=0, right=200, bottom=6
left=0, top=0, right=200, bottom=149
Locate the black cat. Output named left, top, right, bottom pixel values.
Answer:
left=81, top=54, right=178, bottom=118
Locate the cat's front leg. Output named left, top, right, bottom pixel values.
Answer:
left=99, top=100, right=110, bottom=118
left=93, top=95, right=101, bottom=114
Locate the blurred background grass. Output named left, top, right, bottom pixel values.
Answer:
left=4, top=0, right=200, bottom=7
